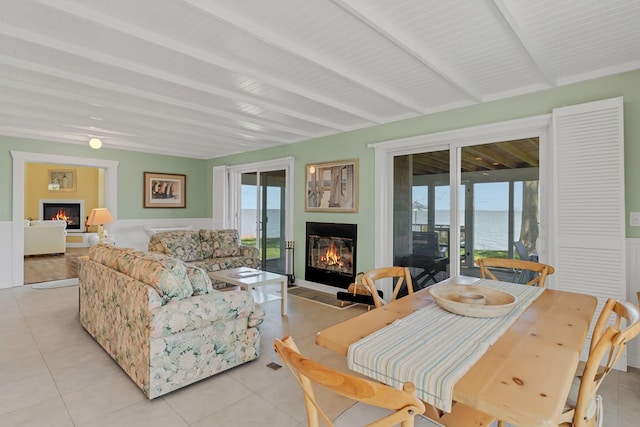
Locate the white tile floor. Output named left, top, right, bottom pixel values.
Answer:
left=1, top=284, right=639, bottom=426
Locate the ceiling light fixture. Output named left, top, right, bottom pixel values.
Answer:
left=89, top=137, right=102, bottom=149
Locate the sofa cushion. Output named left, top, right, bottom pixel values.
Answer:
left=148, top=231, right=206, bottom=262
left=89, top=244, right=136, bottom=270
left=186, top=265, right=213, bottom=295
left=200, top=229, right=241, bottom=258
left=213, top=256, right=261, bottom=271
left=117, top=251, right=194, bottom=301
left=149, top=291, right=258, bottom=338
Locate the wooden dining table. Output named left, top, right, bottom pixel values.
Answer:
left=316, top=276, right=597, bottom=427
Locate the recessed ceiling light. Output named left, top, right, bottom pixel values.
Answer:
left=89, top=137, right=102, bottom=149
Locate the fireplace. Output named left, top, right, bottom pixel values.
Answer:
left=39, top=199, right=84, bottom=232
left=305, top=222, right=357, bottom=289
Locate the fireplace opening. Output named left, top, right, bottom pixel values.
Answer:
left=39, top=199, right=84, bottom=232
left=305, top=222, right=357, bottom=289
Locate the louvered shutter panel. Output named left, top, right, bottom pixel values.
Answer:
left=552, top=97, right=626, bottom=366
left=212, top=165, right=228, bottom=229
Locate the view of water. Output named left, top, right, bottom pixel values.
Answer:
left=429, top=210, right=522, bottom=250
left=240, top=209, right=282, bottom=239
left=241, top=209, right=522, bottom=251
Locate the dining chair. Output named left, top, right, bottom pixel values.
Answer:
left=557, top=298, right=640, bottom=426
left=274, top=335, right=428, bottom=427
left=362, top=266, right=414, bottom=308
left=477, top=258, right=554, bottom=287
left=274, top=336, right=495, bottom=427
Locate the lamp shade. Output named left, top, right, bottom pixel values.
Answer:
left=86, top=208, right=114, bottom=226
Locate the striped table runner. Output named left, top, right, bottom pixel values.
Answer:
left=347, top=279, right=544, bottom=412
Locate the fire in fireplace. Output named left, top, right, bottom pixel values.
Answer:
left=305, top=222, right=357, bottom=289
left=39, top=199, right=84, bottom=232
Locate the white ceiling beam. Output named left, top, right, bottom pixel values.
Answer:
left=0, top=76, right=289, bottom=146
left=0, top=126, right=216, bottom=159
left=333, top=0, right=483, bottom=103
left=33, top=0, right=378, bottom=126
left=0, top=24, right=346, bottom=133
left=179, top=0, right=424, bottom=115
left=3, top=100, right=279, bottom=150
left=0, top=55, right=301, bottom=143
left=488, top=0, right=557, bottom=86
left=0, top=118, right=246, bottom=159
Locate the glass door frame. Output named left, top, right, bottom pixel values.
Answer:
left=371, top=115, right=553, bottom=288
left=227, top=157, right=295, bottom=271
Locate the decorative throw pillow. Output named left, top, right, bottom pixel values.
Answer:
left=148, top=231, right=205, bottom=262
left=200, top=229, right=241, bottom=258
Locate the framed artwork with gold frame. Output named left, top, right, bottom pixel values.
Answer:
left=48, top=169, right=76, bottom=192
left=143, top=172, right=186, bottom=208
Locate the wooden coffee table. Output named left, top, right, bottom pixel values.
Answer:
left=208, top=267, right=288, bottom=316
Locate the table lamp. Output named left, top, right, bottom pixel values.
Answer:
left=86, top=208, right=114, bottom=245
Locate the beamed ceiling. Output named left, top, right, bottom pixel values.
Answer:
left=411, top=138, right=539, bottom=175
left=1, top=1, right=639, bottom=159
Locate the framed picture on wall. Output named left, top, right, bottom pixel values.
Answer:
left=305, top=159, right=358, bottom=212
left=143, top=172, right=186, bottom=208
left=48, top=169, right=77, bottom=192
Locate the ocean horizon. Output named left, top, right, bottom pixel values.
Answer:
left=240, top=209, right=522, bottom=251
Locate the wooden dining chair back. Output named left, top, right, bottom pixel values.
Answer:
left=362, top=266, right=414, bottom=308
left=557, top=299, right=640, bottom=427
left=477, top=258, right=554, bottom=287
left=274, top=336, right=426, bottom=427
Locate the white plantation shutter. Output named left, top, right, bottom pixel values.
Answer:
left=212, top=165, right=228, bottom=229
left=552, top=97, right=626, bottom=366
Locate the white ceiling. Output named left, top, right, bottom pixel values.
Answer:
left=1, top=0, right=639, bottom=159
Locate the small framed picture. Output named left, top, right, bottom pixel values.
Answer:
left=305, top=159, right=358, bottom=212
left=48, top=169, right=77, bottom=192
left=143, top=172, right=186, bottom=208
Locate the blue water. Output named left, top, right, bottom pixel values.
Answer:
left=241, top=209, right=522, bottom=250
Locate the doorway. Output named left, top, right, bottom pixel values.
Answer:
left=392, top=139, right=540, bottom=285
left=239, top=169, right=286, bottom=273
left=228, top=157, right=294, bottom=276
left=9, top=151, right=118, bottom=289
left=371, top=115, right=551, bottom=288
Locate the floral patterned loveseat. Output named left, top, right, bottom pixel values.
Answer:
left=78, top=244, right=265, bottom=399
left=148, top=229, right=259, bottom=289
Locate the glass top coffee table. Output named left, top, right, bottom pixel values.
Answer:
left=208, top=267, right=288, bottom=316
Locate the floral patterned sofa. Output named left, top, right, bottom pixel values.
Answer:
left=78, top=244, right=265, bottom=399
left=148, top=229, right=259, bottom=289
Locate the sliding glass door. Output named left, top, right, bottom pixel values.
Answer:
left=392, top=138, right=540, bottom=284
left=238, top=169, right=287, bottom=274
left=393, top=150, right=452, bottom=289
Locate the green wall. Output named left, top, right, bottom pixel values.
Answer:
left=0, top=137, right=210, bottom=220
left=209, top=70, right=640, bottom=275
left=2, top=70, right=639, bottom=278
